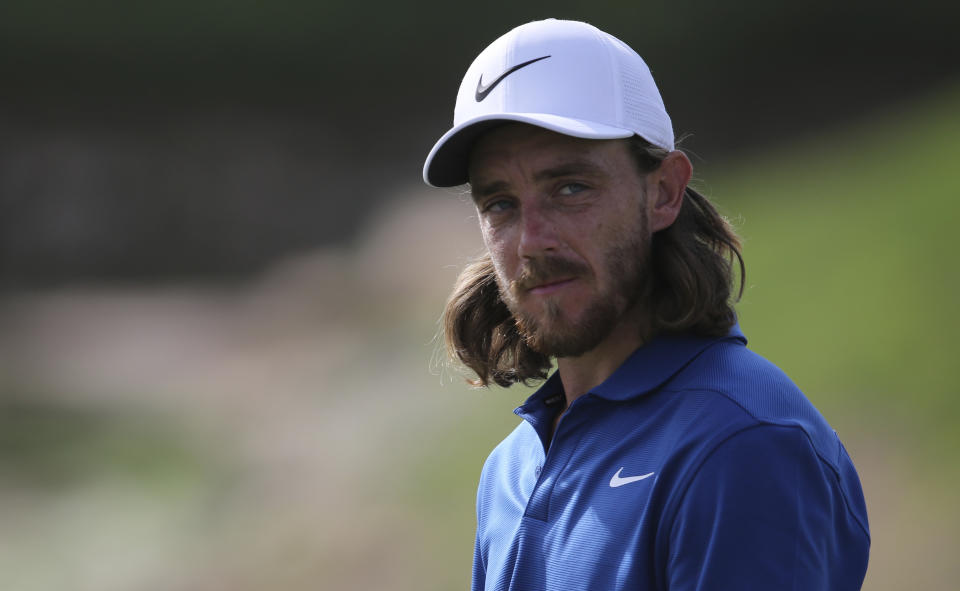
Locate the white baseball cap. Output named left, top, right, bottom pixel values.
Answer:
left=423, top=18, right=675, bottom=187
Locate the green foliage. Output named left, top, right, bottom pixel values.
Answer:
left=0, top=396, right=215, bottom=493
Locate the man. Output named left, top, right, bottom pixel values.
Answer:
left=422, top=19, right=870, bottom=590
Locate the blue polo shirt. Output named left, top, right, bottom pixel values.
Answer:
left=472, top=326, right=870, bottom=590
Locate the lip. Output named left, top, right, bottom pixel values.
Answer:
left=527, top=277, right=577, bottom=296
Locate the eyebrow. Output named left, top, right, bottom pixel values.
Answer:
left=471, top=159, right=606, bottom=201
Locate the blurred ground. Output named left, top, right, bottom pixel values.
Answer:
left=0, top=187, right=489, bottom=590
left=1, top=83, right=958, bottom=590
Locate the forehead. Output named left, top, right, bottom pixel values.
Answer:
left=467, top=123, right=634, bottom=185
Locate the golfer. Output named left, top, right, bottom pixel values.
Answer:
left=423, top=19, right=869, bottom=590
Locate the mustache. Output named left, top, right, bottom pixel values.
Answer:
left=512, top=256, right=591, bottom=292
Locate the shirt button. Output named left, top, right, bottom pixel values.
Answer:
left=534, top=465, right=542, bottom=478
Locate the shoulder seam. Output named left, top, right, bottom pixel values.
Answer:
left=664, top=423, right=870, bottom=543
left=660, top=385, right=760, bottom=421
left=659, top=385, right=841, bottom=475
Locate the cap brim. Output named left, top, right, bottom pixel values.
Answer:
left=422, top=113, right=634, bottom=188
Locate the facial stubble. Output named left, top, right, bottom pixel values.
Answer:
left=496, top=207, right=652, bottom=359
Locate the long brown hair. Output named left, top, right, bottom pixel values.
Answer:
left=442, top=136, right=744, bottom=387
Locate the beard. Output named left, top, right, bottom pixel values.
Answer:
left=495, top=209, right=651, bottom=358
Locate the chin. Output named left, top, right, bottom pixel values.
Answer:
left=522, top=311, right=606, bottom=358
left=529, top=329, right=603, bottom=359
left=517, top=295, right=624, bottom=358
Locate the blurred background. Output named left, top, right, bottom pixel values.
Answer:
left=1, top=1, right=958, bottom=589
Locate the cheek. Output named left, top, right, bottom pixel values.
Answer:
left=481, top=228, right=515, bottom=272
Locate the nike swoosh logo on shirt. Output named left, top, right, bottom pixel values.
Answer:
left=609, top=467, right=655, bottom=488
left=475, top=55, right=551, bottom=102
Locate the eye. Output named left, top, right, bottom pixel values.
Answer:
left=557, top=183, right=588, bottom=196
left=480, top=198, right=515, bottom=214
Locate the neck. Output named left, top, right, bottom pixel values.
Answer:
left=556, top=309, right=649, bottom=407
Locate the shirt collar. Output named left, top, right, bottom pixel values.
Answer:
left=519, top=323, right=746, bottom=410
left=590, top=323, right=746, bottom=401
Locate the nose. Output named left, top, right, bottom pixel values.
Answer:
left=517, top=203, right=560, bottom=260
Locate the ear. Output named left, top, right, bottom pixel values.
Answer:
left=647, top=151, right=692, bottom=232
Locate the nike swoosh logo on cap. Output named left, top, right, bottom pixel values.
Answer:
left=475, top=55, right=551, bottom=102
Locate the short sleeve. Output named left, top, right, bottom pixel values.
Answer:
left=472, top=525, right=486, bottom=591
left=666, top=424, right=869, bottom=590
